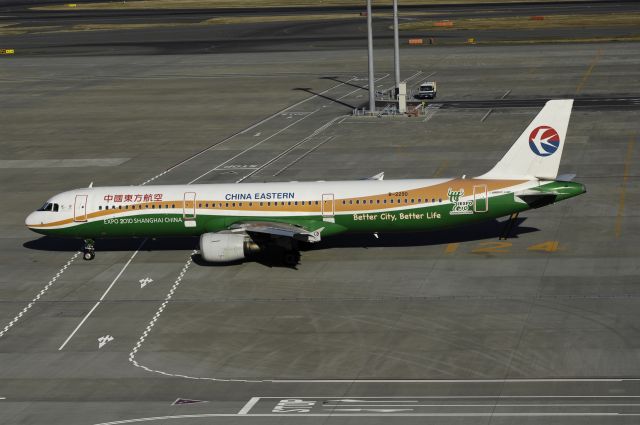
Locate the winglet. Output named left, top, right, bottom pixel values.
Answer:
left=368, top=172, right=384, bottom=181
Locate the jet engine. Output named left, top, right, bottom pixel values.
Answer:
left=199, top=232, right=260, bottom=262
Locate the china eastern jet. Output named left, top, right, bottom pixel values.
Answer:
left=26, top=99, right=585, bottom=265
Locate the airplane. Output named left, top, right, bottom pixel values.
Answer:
left=25, top=99, right=585, bottom=266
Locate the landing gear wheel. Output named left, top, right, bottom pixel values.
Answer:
left=82, top=239, right=95, bottom=261
left=283, top=250, right=300, bottom=267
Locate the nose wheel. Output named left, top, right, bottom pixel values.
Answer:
left=83, top=239, right=95, bottom=261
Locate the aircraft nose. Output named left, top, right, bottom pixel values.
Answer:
left=25, top=211, right=39, bottom=228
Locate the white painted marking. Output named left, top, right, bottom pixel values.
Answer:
left=253, top=132, right=261, bottom=137
left=140, top=76, right=357, bottom=185
left=270, top=378, right=638, bottom=383
left=0, top=397, right=5, bottom=400
left=336, top=73, right=389, bottom=101
left=238, top=397, right=261, bottom=415
left=98, top=335, right=114, bottom=349
left=189, top=110, right=319, bottom=184
left=58, top=240, right=146, bottom=351
left=0, top=251, right=80, bottom=340
left=501, top=89, right=511, bottom=99
left=172, top=398, right=207, bottom=405
left=331, top=399, right=417, bottom=403
left=481, top=109, right=493, bottom=122
left=271, top=135, right=336, bottom=178
left=324, top=403, right=640, bottom=407
left=273, top=396, right=640, bottom=398
left=0, top=159, right=130, bottom=168
left=139, top=277, right=153, bottom=289
left=91, top=412, right=640, bottom=424
left=129, top=251, right=199, bottom=374
left=332, top=408, right=413, bottom=412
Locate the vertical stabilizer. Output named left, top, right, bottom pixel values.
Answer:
left=479, top=99, right=573, bottom=180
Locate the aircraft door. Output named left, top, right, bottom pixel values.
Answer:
left=74, top=194, right=88, bottom=222
left=183, top=192, right=197, bottom=227
left=473, top=184, right=488, bottom=213
left=322, top=193, right=335, bottom=223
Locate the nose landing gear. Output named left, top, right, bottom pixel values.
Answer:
left=83, top=239, right=95, bottom=261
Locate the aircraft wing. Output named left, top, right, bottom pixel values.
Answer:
left=228, top=221, right=324, bottom=243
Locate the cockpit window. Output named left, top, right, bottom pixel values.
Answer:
left=36, top=203, right=59, bottom=212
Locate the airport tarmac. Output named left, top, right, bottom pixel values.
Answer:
left=1, top=40, right=639, bottom=425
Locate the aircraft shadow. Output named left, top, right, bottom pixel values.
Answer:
left=23, top=218, right=536, bottom=269
left=294, top=87, right=357, bottom=110
left=304, top=217, right=535, bottom=251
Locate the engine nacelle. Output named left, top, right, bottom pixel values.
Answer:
left=200, top=232, right=259, bottom=263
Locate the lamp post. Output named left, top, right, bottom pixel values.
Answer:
left=366, top=0, right=375, bottom=114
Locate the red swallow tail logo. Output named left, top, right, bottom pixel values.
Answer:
left=529, top=126, right=560, bottom=157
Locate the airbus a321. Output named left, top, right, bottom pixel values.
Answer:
left=26, top=99, right=585, bottom=265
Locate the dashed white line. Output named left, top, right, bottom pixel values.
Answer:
left=58, top=240, right=146, bottom=351
left=0, top=251, right=80, bottom=340
left=129, top=251, right=201, bottom=374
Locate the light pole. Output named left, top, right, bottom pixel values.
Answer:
left=393, top=0, right=401, bottom=92
left=366, top=0, right=375, bottom=114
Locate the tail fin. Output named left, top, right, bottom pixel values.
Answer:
left=479, top=99, right=573, bottom=180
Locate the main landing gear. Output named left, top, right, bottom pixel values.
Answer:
left=283, top=250, right=301, bottom=267
left=500, top=212, right=520, bottom=240
left=83, top=239, right=95, bottom=261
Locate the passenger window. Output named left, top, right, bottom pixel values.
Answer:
left=376, top=200, right=380, bottom=204
left=356, top=200, right=359, bottom=204
left=342, top=200, right=346, bottom=205
left=239, top=202, right=243, bottom=207
left=390, top=199, right=394, bottom=204
left=249, top=202, right=253, bottom=207
left=315, top=201, right=319, bottom=205
left=172, top=204, right=175, bottom=208
left=98, top=206, right=102, bottom=211
left=225, top=203, right=229, bottom=207
left=260, top=202, right=264, bottom=207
